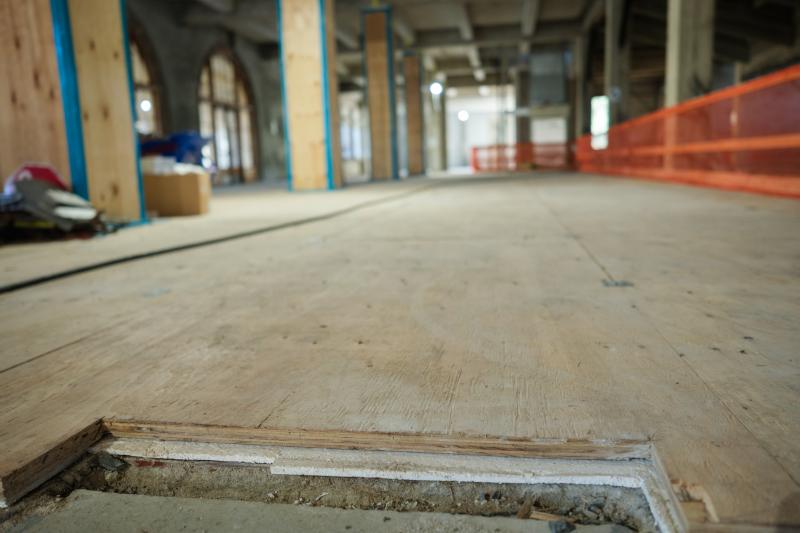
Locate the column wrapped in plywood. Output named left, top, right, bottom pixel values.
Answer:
left=68, top=0, right=143, bottom=220
left=363, top=7, right=397, bottom=180
left=403, top=53, right=423, bottom=176
left=279, top=0, right=341, bottom=190
left=0, top=0, right=70, bottom=185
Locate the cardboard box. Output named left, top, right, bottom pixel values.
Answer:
left=143, top=172, right=210, bottom=217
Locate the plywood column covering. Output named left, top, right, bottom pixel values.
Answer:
left=0, top=0, right=70, bottom=185
left=403, top=54, right=423, bottom=176
left=68, top=0, right=141, bottom=220
left=280, top=0, right=341, bottom=190
left=364, top=9, right=396, bottom=180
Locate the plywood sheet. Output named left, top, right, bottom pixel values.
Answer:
left=403, top=55, right=423, bottom=175
left=0, top=0, right=70, bottom=185
left=282, top=0, right=326, bottom=190
left=68, top=0, right=141, bottom=220
left=0, top=175, right=798, bottom=528
left=364, top=11, right=393, bottom=180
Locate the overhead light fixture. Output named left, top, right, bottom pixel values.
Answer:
left=430, top=81, right=444, bottom=96
left=457, top=110, right=469, bottom=122
left=478, top=86, right=490, bottom=97
left=139, top=99, right=153, bottom=112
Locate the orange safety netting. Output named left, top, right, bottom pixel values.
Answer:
left=576, top=64, right=800, bottom=198
left=470, top=142, right=572, bottom=172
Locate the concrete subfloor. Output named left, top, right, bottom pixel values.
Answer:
left=9, top=490, right=631, bottom=533
left=1, top=172, right=799, bottom=530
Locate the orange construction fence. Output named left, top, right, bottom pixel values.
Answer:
left=470, top=142, right=573, bottom=172
left=576, top=64, right=800, bottom=198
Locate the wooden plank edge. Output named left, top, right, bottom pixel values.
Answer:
left=102, top=419, right=653, bottom=462
left=0, top=419, right=105, bottom=507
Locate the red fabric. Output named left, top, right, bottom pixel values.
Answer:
left=4, top=164, right=68, bottom=195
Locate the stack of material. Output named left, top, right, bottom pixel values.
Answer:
left=141, top=157, right=211, bottom=217
left=0, top=164, right=109, bottom=242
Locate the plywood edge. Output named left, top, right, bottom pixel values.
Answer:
left=102, top=418, right=652, bottom=461
left=0, top=419, right=105, bottom=507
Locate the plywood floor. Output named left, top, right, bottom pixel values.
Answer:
left=1, top=174, right=798, bottom=529
left=0, top=181, right=420, bottom=289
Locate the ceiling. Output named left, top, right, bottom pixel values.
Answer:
left=176, top=0, right=798, bottom=88
left=179, top=0, right=592, bottom=85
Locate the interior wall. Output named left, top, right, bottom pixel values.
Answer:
left=126, top=0, right=285, bottom=182
left=446, top=86, right=514, bottom=169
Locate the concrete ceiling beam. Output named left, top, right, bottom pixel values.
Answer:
left=195, top=0, right=236, bottom=13
left=183, top=0, right=278, bottom=43
left=630, top=14, right=751, bottom=62
left=446, top=72, right=507, bottom=87
left=521, top=0, right=541, bottom=38
left=336, top=28, right=359, bottom=50
left=453, top=1, right=485, bottom=81
left=393, top=13, right=417, bottom=46
left=581, top=0, right=604, bottom=31
left=412, top=21, right=581, bottom=51
left=634, top=0, right=796, bottom=47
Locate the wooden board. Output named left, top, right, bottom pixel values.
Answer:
left=0, top=0, right=71, bottom=185
left=403, top=55, right=424, bottom=176
left=281, top=0, right=328, bottom=190
left=104, top=419, right=651, bottom=461
left=0, top=182, right=419, bottom=293
left=0, top=420, right=104, bottom=505
left=68, top=0, right=141, bottom=220
left=364, top=11, right=393, bottom=180
left=0, top=174, right=798, bottom=529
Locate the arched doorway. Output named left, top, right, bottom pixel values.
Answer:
left=198, top=50, right=258, bottom=185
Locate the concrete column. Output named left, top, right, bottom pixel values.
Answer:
left=514, top=67, right=531, bottom=144
left=604, top=0, right=629, bottom=124
left=573, top=35, right=588, bottom=137
left=438, top=82, right=448, bottom=171
left=403, top=53, right=424, bottom=176
left=363, top=7, right=398, bottom=180
left=665, top=0, right=715, bottom=106
left=278, top=0, right=341, bottom=190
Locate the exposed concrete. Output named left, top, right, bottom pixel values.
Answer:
left=126, top=0, right=285, bottom=181
left=604, top=0, right=630, bottom=124
left=664, top=0, right=715, bottom=106
left=91, top=437, right=675, bottom=530
left=7, top=490, right=634, bottom=533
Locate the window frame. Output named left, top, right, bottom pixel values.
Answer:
left=197, top=47, right=259, bottom=185
left=128, top=24, right=164, bottom=137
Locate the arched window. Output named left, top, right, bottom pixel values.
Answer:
left=130, top=37, right=162, bottom=136
left=198, top=51, right=257, bottom=184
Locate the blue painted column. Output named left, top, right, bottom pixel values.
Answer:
left=50, top=0, right=88, bottom=200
